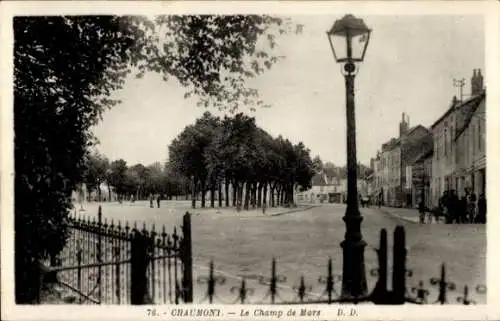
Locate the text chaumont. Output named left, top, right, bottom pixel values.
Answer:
left=170, top=308, right=222, bottom=317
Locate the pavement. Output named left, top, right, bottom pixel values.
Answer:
left=375, top=206, right=421, bottom=223
left=65, top=200, right=486, bottom=304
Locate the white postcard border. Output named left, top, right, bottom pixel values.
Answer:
left=1, top=1, right=499, bottom=320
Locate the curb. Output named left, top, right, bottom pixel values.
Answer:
left=268, top=205, right=320, bottom=217
left=378, top=208, right=419, bottom=224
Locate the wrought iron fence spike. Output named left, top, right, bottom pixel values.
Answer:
left=298, top=276, right=306, bottom=302
left=240, top=278, right=247, bottom=304
left=208, top=260, right=215, bottom=303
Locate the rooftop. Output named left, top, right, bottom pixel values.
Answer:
left=454, top=91, right=486, bottom=141
left=431, top=90, right=485, bottom=129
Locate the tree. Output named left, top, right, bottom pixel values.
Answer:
left=323, top=162, right=338, bottom=180
left=146, top=163, right=165, bottom=195
left=108, top=159, right=129, bottom=201
left=83, top=151, right=110, bottom=201
left=168, top=112, right=220, bottom=208
left=15, top=14, right=299, bottom=303
left=128, top=163, right=150, bottom=199
left=312, top=155, right=324, bottom=173
left=14, top=16, right=138, bottom=303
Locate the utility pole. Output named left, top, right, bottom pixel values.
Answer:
left=453, top=78, right=465, bottom=102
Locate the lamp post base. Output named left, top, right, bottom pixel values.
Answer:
left=340, top=237, right=368, bottom=300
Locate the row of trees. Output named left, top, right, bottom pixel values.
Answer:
left=168, top=112, right=316, bottom=210
left=81, top=152, right=191, bottom=202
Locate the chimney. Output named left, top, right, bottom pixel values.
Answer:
left=471, top=68, right=484, bottom=95
left=399, top=112, right=409, bottom=137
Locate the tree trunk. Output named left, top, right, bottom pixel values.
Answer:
left=97, top=184, right=102, bottom=202
left=243, top=182, right=250, bottom=210
left=225, top=178, right=230, bottom=207
left=263, top=183, right=268, bottom=206
left=210, top=184, right=215, bottom=208
left=107, top=182, right=112, bottom=201
left=257, top=183, right=263, bottom=207
left=232, top=181, right=237, bottom=207
left=218, top=182, right=223, bottom=207
left=250, top=183, right=256, bottom=209
left=270, top=187, right=275, bottom=207
left=201, top=185, right=206, bottom=208
left=239, top=183, right=244, bottom=209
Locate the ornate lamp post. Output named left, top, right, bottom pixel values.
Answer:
left=327, top=14, right=371, bottom=299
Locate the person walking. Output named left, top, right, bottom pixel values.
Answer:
left=156, top=193, right=161, bottom=208
left=149, top=193, right=154, bottom=208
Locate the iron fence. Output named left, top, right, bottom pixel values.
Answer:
left=46, top=208, right=485, bottom=305
left=49, top=206, right=193, bottom=304
left=196, top=226, right=486, bottom=305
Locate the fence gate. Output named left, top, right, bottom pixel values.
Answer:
left=50, top=206, right=193, bottom=305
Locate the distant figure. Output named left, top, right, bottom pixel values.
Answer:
left=131, top=194, right=135, bottom=203
left=449, top=190, right=459, bottom=224
left=418, top=199, right=426, bottom=224
left=262, top=202, right=267, bottom=215
left=457, top=195, right=467, bottom=224
left=149, top=193, right=154, bottom=208
left=440, top=191, right=451, bottom=224
left=156, top=193, right=161, bottom=208
left=468, top=192, right=477, bottom=223
left=477, top=193, right=486, bottom=223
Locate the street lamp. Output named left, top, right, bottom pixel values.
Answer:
left=327, top=14, right=371, bottom=299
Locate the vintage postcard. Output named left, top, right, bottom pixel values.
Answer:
left=1, top=1, right=499, bottom=320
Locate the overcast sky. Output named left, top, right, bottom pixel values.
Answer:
left=92, top=15, right=484, bottom=167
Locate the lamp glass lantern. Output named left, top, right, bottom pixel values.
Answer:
left=327, top=14, right=371, bottom=63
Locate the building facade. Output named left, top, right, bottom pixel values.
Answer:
left=431, top=69, right=485, bottom=205
left=411, top=149, right=433, bottom=209
left=372, top=113, right=432, bottom=207
left=454, top=91, right=486, bottom=199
